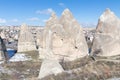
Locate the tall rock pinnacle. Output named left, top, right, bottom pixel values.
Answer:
left=91, top=8, right=120, bottom=56
left=39, top=8, right=88, bottom=61
left=18, top=24, right=36, bottom=52
left=99, top=8, right=117, bottom=22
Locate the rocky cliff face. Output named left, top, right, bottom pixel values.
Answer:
left=91, top=8, right=120, bottom=56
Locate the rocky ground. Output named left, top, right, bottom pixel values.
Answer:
left=40, top=55, right=120, bottom=80
left=0, top=53, right=120, bottom=80
left=0, top=50, right=41, bottom=80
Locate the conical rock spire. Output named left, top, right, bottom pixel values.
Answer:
left=91, top=8, right=120, bottom=57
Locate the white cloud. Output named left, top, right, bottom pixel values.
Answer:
left=11, top=19, right=18, bottom=22
left=42, top=19, right=48, bottom=22
left=28, top=17, right=39, bottom=21
left=0, top=18, right=6, bottom=23
left=36, top=8, right=54, bottom=15
left=58, top=3, right=65, bottom=7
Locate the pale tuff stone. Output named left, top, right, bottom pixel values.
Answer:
left=0, top=31, right=6, bottom=39
left=36, top=30, right=44, bottom=48
left=38, top=9, right=88, bottom=61
left=18, top=24, right=36, bottom=52
left=38, top=9, right=88, bottom=79
left=38, top=59, right=64, bottom=79
left=91, top=8, right=120, bottom=56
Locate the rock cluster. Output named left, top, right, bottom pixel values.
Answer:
left=38, top=9, right=88, bottom=79
left=38, top=8, right=120, bottom=79
left=38, top=9, right=88, bottom=61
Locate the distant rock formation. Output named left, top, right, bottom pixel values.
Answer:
left=0, top=31, right=6, bottom=39
left=38, top=9, right=88, bottom=61
left=91, top=8, right=120, bottom=56
left=18, top=24, right=36, bottom=52
left=38, top=59, right=64, bottom=79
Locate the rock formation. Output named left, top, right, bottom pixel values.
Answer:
left=38, top=9, right=88, bottom=61
left=38, top=59, right=64, bottom=79
left=0, top=37, right=4, bottom=61
left=59, top=9, right=88, bottom=61
left=17, top=24, right=36, bottom=52
left=37, top=29, right=48, bottom=59
left=36, top=30, right=44, bottom=48
left=0, top=31, right=6, bottom=39
left=0, top=37, right=8, bottom=61
left=91, top=8, right=120, bottom=56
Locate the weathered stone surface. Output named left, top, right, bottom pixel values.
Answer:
left=36, top=29, right=44, bottom=48
left=38, top=9, right=88, bottom=61
left=59, top=9, right=88, bottom=61
left=0, top=31, right=6, bottom=39
left=18, top=24, right=36, bottom=52
left=38, top=12, right=65, bottom=60
left=38, top=59, right=64, bottom=79
left=0, top=37, right=8, bottom=61
left=91, top=8, right=120, bottom=56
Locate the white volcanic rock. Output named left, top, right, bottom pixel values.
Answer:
left=38, top=9, right=88, bottom=61
left=38, top=12, right=65, bottom=60
left=59, top=9, right=88, bottom=61
left=38, top=59, right=64, bottom=79
left=91, top=8, right=120, bottom=56
left=46, top=12, right=59, bottom=28
left=0, top=31, right=6, bottom=39
left=99, top=8, right=116, bottom=22
left=17, top=24, right=36, bottom=52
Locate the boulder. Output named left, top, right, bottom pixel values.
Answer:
left=38, top=59, right=64, bottom=79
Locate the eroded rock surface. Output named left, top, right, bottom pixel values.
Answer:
left=18, top=24, right=36, bottom=52
left=38, top=59, right=64, bottom=79
left=91, top=8, right=120, bottom=56
left=38, top=9, right=88, bottom=61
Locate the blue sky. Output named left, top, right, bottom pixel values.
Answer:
left=0, top=0, right=120, bottom=26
